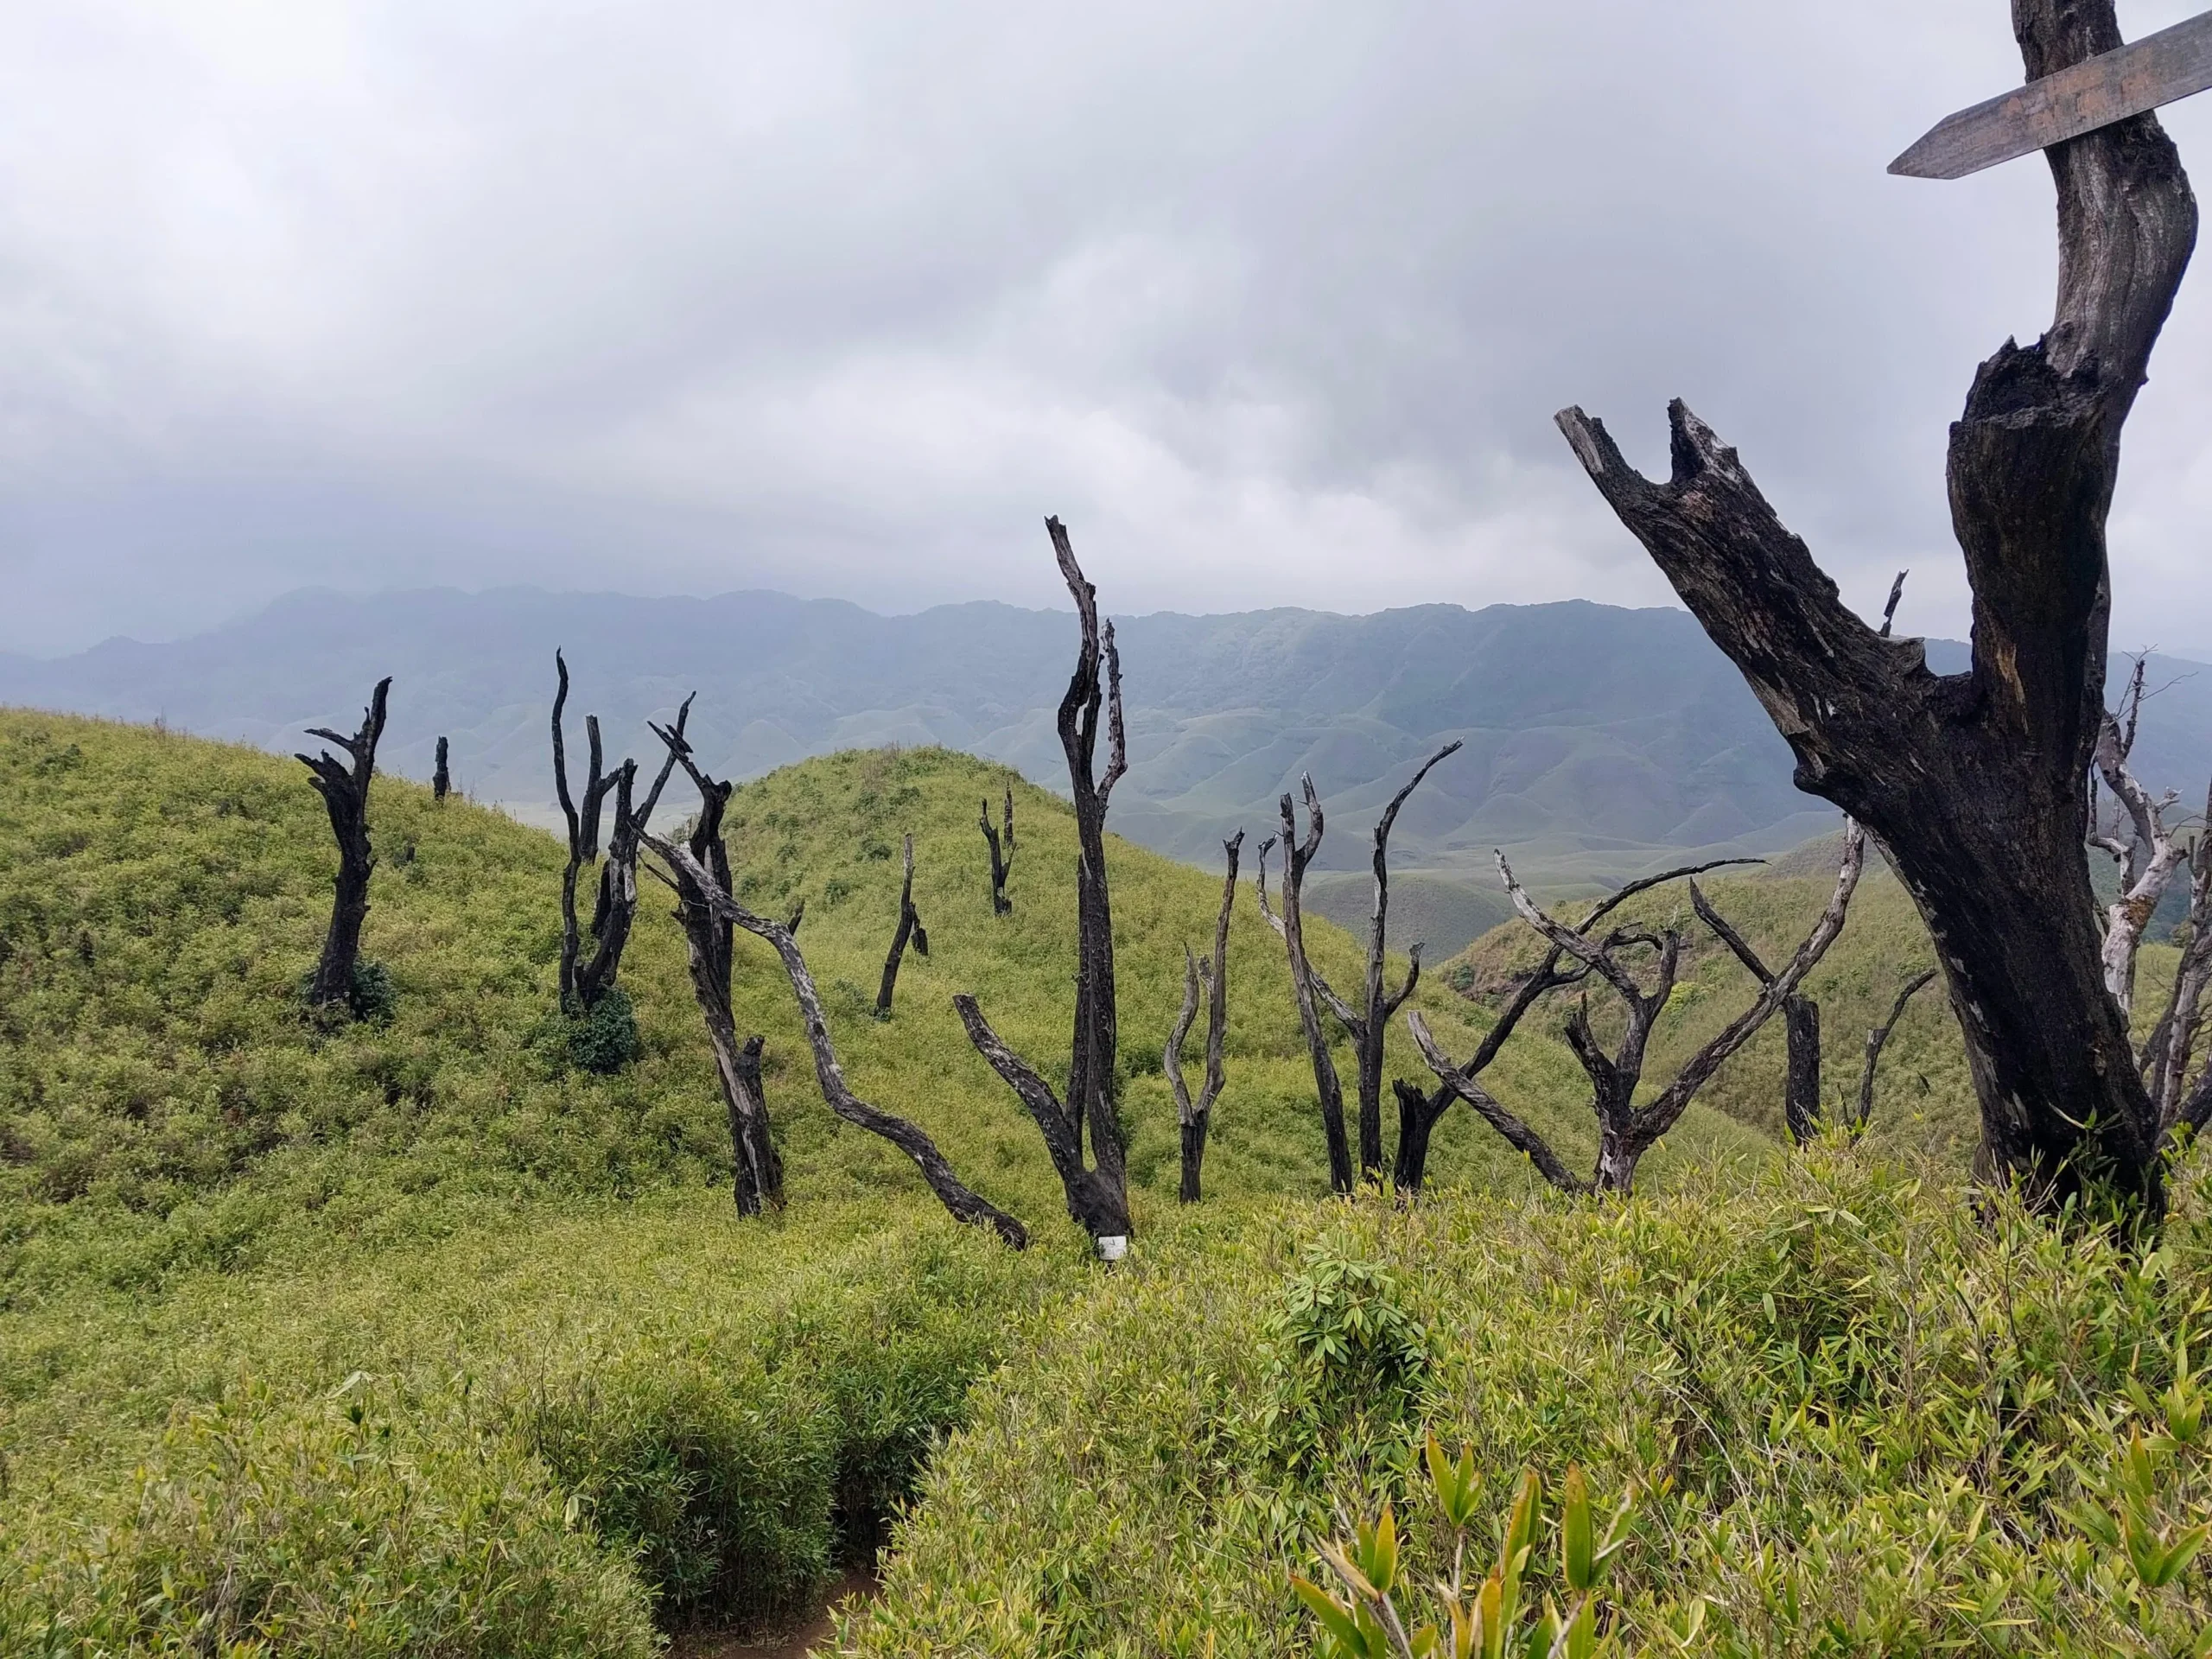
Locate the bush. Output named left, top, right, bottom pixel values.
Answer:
left=845, top=1152, right=2212, bottom=1656
left=567, top=986, right=643, bottom=1075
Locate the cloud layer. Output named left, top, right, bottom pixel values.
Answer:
left=4, top=0, right=2211, bottom=652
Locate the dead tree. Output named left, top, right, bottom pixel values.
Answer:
left=645, top=830, right=1027, bottom=1247
left=875, top=835, right=930, bottom=1015
left=981, top=789, right=1015, bottom=915
left=1689, top=875, right=1827, bottom=1144
left=1412, top=830, right=1863, bottom=1194
left=1553, top=0, right=2194, bottom=1211
left=1165, top=831, right=1242, bottom=1203
left=1394, top=857, right=1762, bottom=1192
left=1262, top=778, right=1356, bottom=1192
left=2152, top=816, right=2212, bottom=1141
left=955, top=518, right=1131, bottom=1251
left=296, top=677, right=391, bottom=1012
left=433, top=736, right=450, bottom=803
left=550, top=656, right=682, bottom=1019
left=2089, top=659, right=2189, bottom=1015
left=645, top=713, right=782, bottom=1214
left=1851, top=969, right=1939, bottom=1138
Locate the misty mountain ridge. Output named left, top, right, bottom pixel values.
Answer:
left=5, top=586, right=2208, bottom=935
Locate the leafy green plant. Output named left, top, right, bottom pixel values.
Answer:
left=1294, top=1440, right=1637, bottom=1659
left=567, top=984, right=643, bottom=1074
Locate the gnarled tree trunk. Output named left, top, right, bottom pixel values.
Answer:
left=296, top=677, right=391, bottom=1012
left=956, top=518, right=1131, bottom=1250
left=433, top=736, right=450, bottom=803
left=1165, top=831, right=1242, bottom=1203
left=981, top=789, right=1014, bottom=915
left=875, top=834, right=929, bottom=1015
left=1554, top=0, right=2195, bottom=1211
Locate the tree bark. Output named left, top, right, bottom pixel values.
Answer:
left=647, top=830, right=1026, bottom=1247
left=433, top=736, right=450, bottom=803
left=1554, top=0, right=2195, bottom=1211
left=981, top=790, right=1014, bottom=915
left=553, top=659, right=677, bottom=1020
left=296, top=677, right=391, bottom=1012
left=875, top=834, right=929, bottom=1015
left=956, top=518, right=1130, bottom=1249
left=1783, top=995, right=1821, bottom=1147
left=1270, top=779, right=1355, bottom=1193
left=1165, top=831, right=1242, bottom=1203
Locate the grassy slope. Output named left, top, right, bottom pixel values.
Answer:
left=0, top=710, right=1764, bottom=1649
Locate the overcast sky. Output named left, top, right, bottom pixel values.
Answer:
left=5, top=0, right=2212, bottom=657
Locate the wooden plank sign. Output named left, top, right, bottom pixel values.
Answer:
left=1891, top=9, right=2212, bottom=179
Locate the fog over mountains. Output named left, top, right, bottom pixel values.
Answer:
left=8, top=587, right=2210, bottom=937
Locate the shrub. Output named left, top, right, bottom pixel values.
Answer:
left=567, top=986, right=643, bottom=1075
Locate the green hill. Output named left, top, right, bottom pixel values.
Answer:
left=0, top=710, right=1764, bottom=1651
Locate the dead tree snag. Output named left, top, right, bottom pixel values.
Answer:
left=875, top=834, right=930, bottom=1015
left=1554, top=0, right=2196, bottom=1211
left=1689, top=874, right=1828, bottom=1144
left=433, top=736, right=450, bottom=803
left=1165, top=831, right=1242, bottom=1203
left=981, top=789, right=1015, bottom=915
left=1267, top=778, right=1355, bottom=1192
left=646, top=830, right=1025, bottom=1246
left=645, top=711, right=782, bottom=1214
left=956, top=518, right=1130, bottom=1250
left=1396, top=856, right=1760, bottom=1192
left=296, top=677, right=391, bottom=1013
left=1414, top=834, right=1862, bottom=1195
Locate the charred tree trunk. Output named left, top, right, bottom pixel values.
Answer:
left=648, top=829, right=1023, bottom=1246
left=551, top=658, right=676, bottom=1019
left=1266, top=780, right=1354, bottom=1193
left=296, top=677, right=391, bottom=1013
left=956, top=518, right=1130, bottom=1251
left=981, top=789, right=1014, bottom=915
left=646, top=711, right=783, bottom=1214
left=1554, top=0, right=2195, bottom=1211
left=876, top=835, right=930, bottom=1015
left=1853, top=969, right=1938, bottom=1138
left=433, top=736, right=450, bottom=803
left=1165, top=831, right=1242, bottom=1203
left=1350, top=744, right=1461, bottom=1178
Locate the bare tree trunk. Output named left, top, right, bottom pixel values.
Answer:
left=981, top=790, right=1014, bottom=915
left=552, top=658, right=676, bottom=1020
left=876, top=834, right=930, bottom=1015
left=296, top=677, right=391, bottom=1012
left=647, top=829, right=1025, bottom=1246
left=646, top=710, right=783, bottom=1213
left=1853, top=969, right=1938, bottom=1138
left=1269, top=779, right=1354, bottom=1193
left=1165, top=831, right=1242, bottom=1203
left=1554, top=0, right=2194, bottom=1211
left=956, top=518, right=1130, bottom=1251
left=433, top=736, right=450, bottom=803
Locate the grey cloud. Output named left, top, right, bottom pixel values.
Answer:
left=3, top=0, right=2210, bottom=653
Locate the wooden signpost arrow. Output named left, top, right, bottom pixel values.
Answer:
left=1891, top=9, right=2212, bottom=179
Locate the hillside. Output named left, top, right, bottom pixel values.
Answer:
left=0, top=711, right=1770, bottom=1650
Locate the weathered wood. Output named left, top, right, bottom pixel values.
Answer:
left=296, top=677, right=391, bottom=1012
left=980, top=789, right=1014, bottom=915
left=1556, top=0, right=2197, bottom=1213
left=1273, top=778, right=1354, bottom=1192
left=1892, top=10, right=2212, bottom=180
left=433, top=736, right=450, bottom=803
left=1165, top=831, right=1242, bottom=1203
left=956, top=519, right=1130, bottom=1249
left=1688, top=872, right=1826, bottom=1143
left=875, top=834, right=929, bottom=1015
left=648, top=830, right=1025, bottom=1246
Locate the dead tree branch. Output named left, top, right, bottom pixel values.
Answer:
left=1852, top=969, right=1938, bottom=1139
left=957, top=518, right=1130, bottom=1249
left=2091, top=674, right=2188, bottom=1014
left=296, top=676, right=391, bottom=1013
left=1688, top=871, right=1826, bottom=1145
left=1554, top=0, right=2195, bottom=1212
left=1166, top=831, right=1242, bottom=1203
left=1272, top=776, right=1355, bottom=1192
left=647, top=830, right=1024, bottom=1246
left=875, top=834, right=930, bottom=1015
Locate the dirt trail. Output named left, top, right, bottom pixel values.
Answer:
left=668, top=1566, right=880, bottom=1659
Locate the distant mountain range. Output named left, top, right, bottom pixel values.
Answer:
left=7, top=587, right=2209, bottom=949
